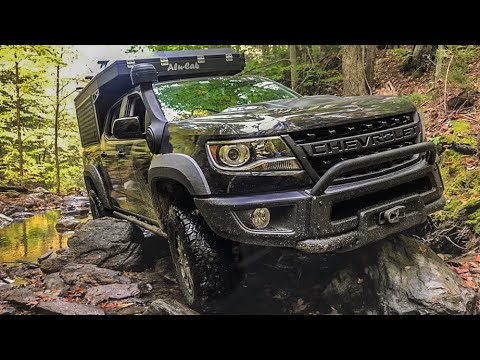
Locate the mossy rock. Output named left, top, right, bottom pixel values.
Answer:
left=438, top=119, right=477, bottom=155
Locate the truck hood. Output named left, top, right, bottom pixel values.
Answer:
left=184, top=95, right=417, bottom=137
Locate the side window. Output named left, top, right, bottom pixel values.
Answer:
left=126, top=94, right=146, bottom=133
left=108, top=102, right=122, bottom=136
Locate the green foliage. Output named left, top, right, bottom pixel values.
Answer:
left=438, top=46, right=479, bottom=89
left=389, top=47, right=411, bottom=60
left=405, top=92, right=430, bottom=106
left=0, top=45, right=83, bottom=193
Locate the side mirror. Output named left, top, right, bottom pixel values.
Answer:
left=112, top=117, right=143, bottom=139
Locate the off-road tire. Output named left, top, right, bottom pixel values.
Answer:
left=166, top=204, right=234, bottom=309
left=88, top=189, right=112, bottom=219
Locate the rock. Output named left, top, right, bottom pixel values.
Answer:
left=0, top=214, right=14, bottom=222
left=3, top=191, right=20, bottom=198
left=143, top=298, right=199, bottom=315
left=32, top=187, right=50, bottom=194
left=22, top=197, right=36, bottom=209
left=40, top=251, right=75, bottom=274
left=38, top=250, right=55, bottom=263
left=9, top=212, right=34, bottom=220
left=30, top=192, right=46, bottom=200
left=85, top=283, right=140, bottom=305
left=55, top=217, right=80, bottom=232
left=5, top=288, right=38, bottom=307
left=0, top=305, right=15, bottom=315
left=44, top=272, right=69, bottom=292
left=321, top=235, right=479, bottom=315
left=67, top=218, right=145, bottom=271
left=36, top=300, right=104, bottom=315
left=0, top=186, right=28, bottom=193
left=3, top=206, right=27, bottom=216
left=62, top=207, right=90, bottom=217
left=63, top=195, right=89, bottom=209
left=60, top=263, right=130, bottom=286
left=47, top=194, right=63, bottom=203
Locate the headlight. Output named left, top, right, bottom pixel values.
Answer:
left=206, top=136, right=302, bottom=172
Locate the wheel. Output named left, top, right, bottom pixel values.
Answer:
left=166, top=204, right=235, bottom=309
left=88, top=189, right=112, bottom=218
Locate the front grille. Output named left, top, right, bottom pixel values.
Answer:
left=291, top=113, right=421, bottom=182
left=290, top=113, right=414, bottom=144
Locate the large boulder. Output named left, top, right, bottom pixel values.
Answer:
left=40, top=250, right=75, bottom=274
left=67, top=217, right=145, bottom=271
left=55, top=217, right=80, bottom=232
left=321, top=235, right=479, bottom=315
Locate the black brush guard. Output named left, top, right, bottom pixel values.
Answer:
left=309, top=142, right=437, bottom=196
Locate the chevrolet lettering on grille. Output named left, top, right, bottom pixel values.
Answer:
left=302, top=123, right=420, bottom=157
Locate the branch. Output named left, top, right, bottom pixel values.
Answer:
left=444, top=54, right=454, bottom=114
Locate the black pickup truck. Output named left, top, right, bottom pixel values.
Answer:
left=74, top=48, right=445, bottom=307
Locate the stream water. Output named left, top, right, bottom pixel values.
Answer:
left=0, top=211, right=88, bottom=263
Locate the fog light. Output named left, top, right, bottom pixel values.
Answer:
left=251, top=208, right=270, bottom=229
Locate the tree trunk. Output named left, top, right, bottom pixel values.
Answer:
left=342, top=45, right=367, bottom=96
left=14, top=55, right=24, bottom=187
left=289, top=45, right=298, bottom=90
left=364, top=45, right=377, bottom=95
left=402, top=45, right=435, bottom=74
left=54, top=59, right=61, bottom=195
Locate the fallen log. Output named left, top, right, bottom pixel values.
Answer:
left=0, top=186, right=29, bottom=193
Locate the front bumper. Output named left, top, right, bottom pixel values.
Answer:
left=194, top=143, right=445, bottom=253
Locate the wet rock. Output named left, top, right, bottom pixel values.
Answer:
left=67, top=218, right=145, bottom=271
left=5, top=288, right=38, bottom=307
left=10, top=212, right=34, bottom=220
left=0, top=305, right=15, bottom=315
left=0, top=214, right=13, bottom=228
left=85, top=283, right=140, bottom=305
left=44, top=272, right=69, bottom=292
left=143, top=298, right=199, bottom=315
left=32, top=187, right=50, bottom=195
left=47, top=194, right=63, bottom=203
left=36, top=300, right=104, bottom=315
left=321, top=235, right=479, bottom=315
left=30, top=192, right=46, bottom=200
left=63, top=195, right=89, bottom=209
left=40, top=250, right=75, bottom=274
left=60, top=263, right=130, bottom=286
left=3, top=206, right=27, bottom=216
left=38, top=250, right=55, bottom=263
left=55, top=217, right=80, bottom=232
left=22, top=197, right=36, bottom=209
left=62, top=207, right=90, bottom=217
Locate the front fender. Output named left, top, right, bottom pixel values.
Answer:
left=148, top=154, right=211, bottom=196
left=83, top=164, right=113, bottom=209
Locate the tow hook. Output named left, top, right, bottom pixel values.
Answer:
left=378, top=205, right=406, bottom=225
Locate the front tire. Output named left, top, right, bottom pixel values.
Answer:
left=166, top=204, right=234, bottom=309
left=88, top=189, right=112, bottom=219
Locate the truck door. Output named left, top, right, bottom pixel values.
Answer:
left=122, top=93, right=157, bottom=220
left=102, top=100, right=129, bottom=209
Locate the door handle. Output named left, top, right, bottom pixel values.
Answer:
left=100, top=151, right=107, bottom=158
left=116, top=151, right=126, bottom=159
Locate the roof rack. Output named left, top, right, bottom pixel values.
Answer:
left=74, top=48, right=245, bottom=147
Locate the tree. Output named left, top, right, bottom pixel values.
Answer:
left=342, top=45, right=367, bottom=96
left=402, top=45, right=435, bottom=75
left=289, top=45, right=298, bottom=90
left=342, top=45, right=377, bottom=96
left=0, top=45, right=51, bottom=186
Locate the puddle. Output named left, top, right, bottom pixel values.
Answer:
left=0, top=211, right=87, bottom=263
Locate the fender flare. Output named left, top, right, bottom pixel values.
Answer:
left=148, top=154, right=211, bottom=196
left=83, top=164, right=113, bottom=209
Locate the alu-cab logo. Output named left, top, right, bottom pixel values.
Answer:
left=167, top=62, right=200, bottom=71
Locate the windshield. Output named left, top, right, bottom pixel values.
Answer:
left=152, top=77, right=299, bottom=121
